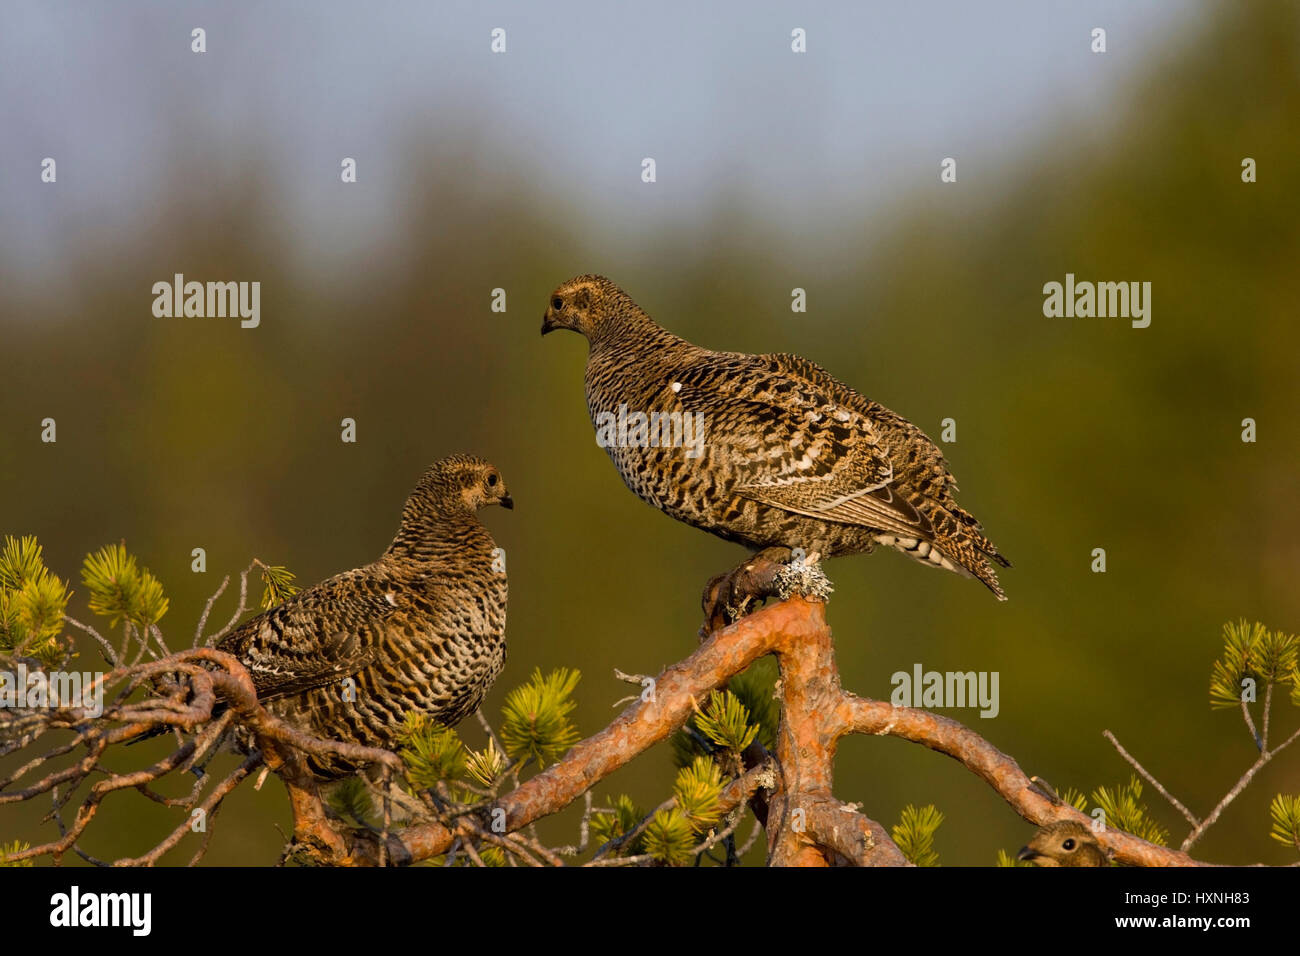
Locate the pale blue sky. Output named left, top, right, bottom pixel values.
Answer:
left=0, top=1, right=1206, bottom=279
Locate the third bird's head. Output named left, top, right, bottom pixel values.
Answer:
left=541, top=274, right=643, bottom=346
left=1017, top=820, right=1108, bottom=867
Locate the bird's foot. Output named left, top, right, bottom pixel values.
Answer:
left=701, top=547, right=832, bottom=636
left=773, top=552, right=833, bottom=604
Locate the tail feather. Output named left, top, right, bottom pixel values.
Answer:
left=949, top=535, right=1008, bottom=600
left=877, top=529, right=1009, bottom=600
left=124, top=701, right=229, bottom=745
left=965, top=552, right=1007, bottom=601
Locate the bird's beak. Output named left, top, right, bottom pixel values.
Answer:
left=500, top=493, right=514, bottom=510
left=1016, top=846, right=1038, bottom=862
left=541, top=312, right=558, bottom=336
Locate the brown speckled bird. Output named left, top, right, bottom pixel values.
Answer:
left=217, top=455, right=512, bottom=779
left=1017, top=821, right=1109, bottom=867
left=541, top=274, right=1009, bottom=599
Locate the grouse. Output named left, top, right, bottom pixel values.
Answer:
left=216, top=455, right=512, bottom=779
left=541, top=274, right=1009, bottom=601
left=1017, top=821, right=1109, bottom=867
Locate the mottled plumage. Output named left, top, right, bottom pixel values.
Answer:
left=541, top=275, right=1009, bottom=598
left=1017, top=821, right=1109, bottom=867
left=218, top=455, right=512, bottom=779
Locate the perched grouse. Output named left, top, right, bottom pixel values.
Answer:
left=542, top=275, right=1009, bottom=599
left=1017, top=821, right=1109, bottom=867
left=217, top=455, right=512, bottom=779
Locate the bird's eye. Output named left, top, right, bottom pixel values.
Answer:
left=1062, top=839, right=1075, bottom=850
left=487, top=473, right=498, bottom=487
left=551, top=296, right=564, bottom=310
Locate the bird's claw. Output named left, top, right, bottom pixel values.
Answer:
left=700, top=547, right=831, bottom=636
left=773, top=555, right=833, bottom=603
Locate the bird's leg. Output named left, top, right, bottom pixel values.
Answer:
left=701, top=547, right=835, bottom=637
left=700, top=546, right=794, bottom=636
left=771, top=550, right=834, bottom=604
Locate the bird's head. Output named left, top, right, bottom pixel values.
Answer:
left=1017, top=820, right=1108, bottom=867
left=541, top=274, right=638, bottom=344
left=409, top=455, right=513, bottom=518
left=388, top=456, right=511, bottom=561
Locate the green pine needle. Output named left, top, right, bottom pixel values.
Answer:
left=259, top=564, right=300, bottom=610
left=727, top=657, right=780, bottom=750
left=0, top=536, right=45, bottom=591
left=1268, top=793, right=1300, bottom=852
left=81, top=543, right=168, bottom=630
left=0, top=840, right=32, bottom=867
left=996, top=848, right=1030, bottom=867
left=326, top=777, right=375, bottom=826
left=499, top=667, right=581, bottom=768
left=478, top=845, right=507, bottom=867
left=0, top=536, right=69, bottom=666
left=431, top=844, right=509, bottom=867
left=1209, top=619, right=1298, bottom=708
left=1258, top=628, right=1299, bottom=685
left=671, top=666, right=774, bottom=767
left=1059, top=786, right=1091, bottom=812
left=642, top=809, right=695, bottom=866
left=465, top=737, right=507, bottom=788
left=694, top=689, right=759, bottom=754
left=0, top=593, right=18, bottom=650
left=590, top=794, right=647, bottom=855
left=673, top=756, right=725, bottom=833
left=1091, top=776, right=1168, bottom=846
left=398, top=712, right=466, bottom=789
left=892, top=803, right=943, bottom=867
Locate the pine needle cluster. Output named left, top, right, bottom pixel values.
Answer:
left=1268, top=794, right=1300, bottom=851
left=499, top=667, right=581, bottom=768
left=258, top=564, right=300, bottom=609
left=0, top=536, right=69, bottom=667
left=589, top=794, right=646, bottom=852
left=0, top=840, right=33, bottom=867
left=892, top=804, right=943, bottom=867
left=1209, top=619, right=1299, bottom=708
left=671, top=661, right=778, bottom=768
left=80, top=542, right=168, bottom=632
left=1087, top=776, right=1168, bottom=846
left=398, top=712, right=467, bottom=789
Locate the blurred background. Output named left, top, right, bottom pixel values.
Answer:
left=1, top=0, right=1297, bottom=865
